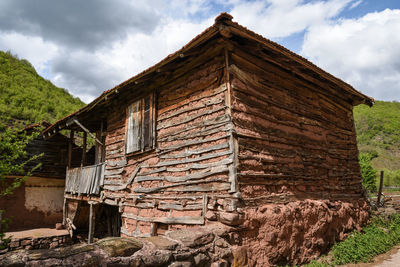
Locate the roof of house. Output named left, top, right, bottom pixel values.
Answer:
left=44, top=13, right=373, bottom=136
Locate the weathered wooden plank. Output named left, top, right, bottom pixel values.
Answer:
left=102, top=165, right=142, bottom=191
left=135, top=165, right=229, bottom=183
left=157, top=114, right=230, bottom=140
left=154, top=149, right=232, bottom=168
left=104, top=168, right=124, bottom=176
left=158, top=202, right=203, bottom=211
left=157, top=106, right=227, bottom=130
left=160, top=143, right=229, bottom=159
left=158, top=124, right=232, bottom=142
left=158, top=95, right=224, bottom=122
left=103, top=180, right=121, bottom=185
left=122, top=213, right=204, bottom=225
left=133, top=178, right=229, bottom=193
left=166, top=157, right=233, bottom=172
left=167, top=183, right=231, bottom=192
left=106, top=159, right=127, bottom=168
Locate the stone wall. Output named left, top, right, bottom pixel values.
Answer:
left=239, top=199, right=369, bottom=266
left=1, top=226, right=243, bottom=267
left=6, top=234, right=72, bottom=251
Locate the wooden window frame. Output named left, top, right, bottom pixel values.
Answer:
left=125, top=92, right=156, bottom=155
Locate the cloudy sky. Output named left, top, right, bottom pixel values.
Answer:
left=0, top=0, right=399, bottom=103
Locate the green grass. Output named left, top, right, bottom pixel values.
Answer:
left=0, top=50, right=85, bottom=125
left=354, top=101, right=400, bottom=187
left=302, top=214, right=400, bottom=266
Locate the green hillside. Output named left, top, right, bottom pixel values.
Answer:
left=354, top=100, right=400, bottom=186
left=0, top=51, right=84, bottom=125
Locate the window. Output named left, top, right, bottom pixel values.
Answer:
left=126, top=93, right=155, bottom=154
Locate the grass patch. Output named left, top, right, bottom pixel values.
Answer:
left=302, top=214, right=400, bottom=266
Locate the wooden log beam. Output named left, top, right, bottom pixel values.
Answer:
left=68, top=130, right=74, bottom=169
left=70, top=118, right=103, bottom=146
left=81, top=132, right=87, bottom=167
left=122, top=213, right=204, bottom=225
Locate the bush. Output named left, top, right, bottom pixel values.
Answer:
left=359, top=152, right=378, bottom=192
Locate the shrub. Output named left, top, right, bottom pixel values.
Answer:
left=359, top=152, right=378, bottom=192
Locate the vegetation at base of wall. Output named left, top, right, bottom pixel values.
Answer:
left=0, top=50, right=85, bottom=126
left=354, top=101, right=400, bottom=187
left=301, top=214, right=400, bottom=267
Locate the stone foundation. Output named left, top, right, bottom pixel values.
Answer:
left=0, top=226, right=239, bottom=267
left=1, top=199, right=370, bottom=266
left=239, top=199, right=370, bottom=266
left=6, top=234, right=72, bottom=251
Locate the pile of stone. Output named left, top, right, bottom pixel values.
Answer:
left=0, top=225, right=246, bottom=267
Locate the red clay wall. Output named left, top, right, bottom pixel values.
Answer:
left=228, top=47, right=370, bottom=265
left=100, top=48, right=239, bottom=236
left=0, top=177, right=64, bottom=231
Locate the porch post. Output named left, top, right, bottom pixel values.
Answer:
left=81, top=132, right=87, bottom=167
left=68, top=130, right=74, bottom=169
left=88, top=201, right=95, bottom=244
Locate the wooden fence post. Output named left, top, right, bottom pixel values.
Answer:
left=377, top=170, right=384, bottom=206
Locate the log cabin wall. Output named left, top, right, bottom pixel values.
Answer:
left=100, top=45, right=239, bottom=236
left=24, top=133, right=82, bottom=178
left=226, top=39, right=370, bottom=265
left=227, top=42, right=364, bottom=203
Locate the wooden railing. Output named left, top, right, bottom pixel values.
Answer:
left=65, top=163, right=105, bottom=195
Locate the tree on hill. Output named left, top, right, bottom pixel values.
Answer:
left=354, top=101, right=400, bottom=187
left=0, top=50, right=85, bottom=125
left=0, top=123, right=42, bottom=248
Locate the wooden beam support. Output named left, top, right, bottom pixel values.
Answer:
left=81, top=132, right=87, bottom=167
left=68, top=130, right=74, bottom=169
left=150, top=222, right=158, bottom=236
left=70, top=118, right=103, bottom=146
left=88, top=202, right=95, bottom=244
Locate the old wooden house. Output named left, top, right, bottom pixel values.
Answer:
left=0, top=122, right=84, bottom=231
left=43, top=13, right=373, bottom=265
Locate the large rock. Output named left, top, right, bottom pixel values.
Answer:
left=166, top=229, right=214, bottom=248
left=218, top=212, right=245, bottom=226
left=96, top=237, right=143, bottom=257
left=146, top=236, right=178, bottom=250
left=141, top=252, right=172, bottom=266
left=0, top=250, right=25, bottom=266
left=28, top=243, right=95, bottom=260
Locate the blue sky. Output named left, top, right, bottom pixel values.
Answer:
left=0, top=0, right=399, bottom=103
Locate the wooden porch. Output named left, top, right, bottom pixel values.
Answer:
left=65, top=163, right=105, bottom=195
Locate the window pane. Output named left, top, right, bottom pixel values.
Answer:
left=126, top=100, right=141, bottom=153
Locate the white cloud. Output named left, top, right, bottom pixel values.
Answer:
left=0, top=32, right=58, bottom=77
left=349, top=0, right=362, bottom=10
left=301, top=8, right=400, bottom=101
left=2, top=0, right=388, bottom=103
left=229, top=0, right=354, bottom=38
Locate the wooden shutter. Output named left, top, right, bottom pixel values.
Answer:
left=126, top=99, right=142, bottom=153
left=143, top=95, right=151, bottom=149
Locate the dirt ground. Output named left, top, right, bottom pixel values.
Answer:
left=342, top=244, right=400, bottom=267
left=5, top=228, right=69, bottom=239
